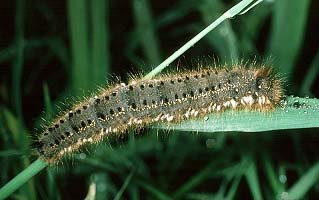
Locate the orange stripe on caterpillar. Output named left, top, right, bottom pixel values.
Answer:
left=35, top=66, right=283, bottom=164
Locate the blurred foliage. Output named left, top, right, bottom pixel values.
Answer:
left=0, top=0, right=318, bottom=199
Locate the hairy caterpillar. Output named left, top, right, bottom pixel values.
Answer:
left=35, top=65, right=283, bottom=164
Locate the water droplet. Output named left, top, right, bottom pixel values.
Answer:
left=293, top=101, right=301, bottom=108
left=79, top=153, right=86, bottom=159
left=280, top=100, right=288, bottom=107
left=279, top=174, right=287, bottom=183
left=204, top=116, right=209, bottom=121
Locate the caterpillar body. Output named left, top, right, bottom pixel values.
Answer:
left=35, top=65, right=283, bottom=164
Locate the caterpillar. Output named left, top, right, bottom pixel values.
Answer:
left=35, top=65, right=283, bottom=164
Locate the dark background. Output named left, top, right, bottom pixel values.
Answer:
left=0, top=0, right=319, bottom=199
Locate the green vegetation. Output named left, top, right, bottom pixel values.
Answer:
left=0, top=0, right=318, bottom=199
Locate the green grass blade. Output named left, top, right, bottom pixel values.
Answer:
left=199, top=0, right=239, bottom=62
left=245, top=158, right=263, bottom=200
left=225, top=174, right=243, bottom=200
left=2, top=109, right=35, bottom=199
left=11, top=0, right=25, bottom=123
left=0, top=159, right=47, bottom=200
left=133, top=0, right=161, bottom=67
left=114, top=169, right=135, bottom=200
left=267, top=0, right=310, bottom=82
left=287, top=161, right=319, bottom=199
left=91, top=0, right=110, bottom=84
left=91, top=173, right=109, bottom=200
left=262, top=154, right=283, bottom=195
left=157, top=97, right=319, bottom=132
left=172, top=162, right=218, bottom=199
left=143, top=0, right=262, bottom=79
left=300, top=50, right=319, bottom=96
left=43, top=83, right=53, bottom=118
left=75, top=157, right=120, bottom=173
left=156, top=0, right=195, bottom=28
left=67, top=0, right=90, bottom=92
left=136, top=180, right=172, bottom=200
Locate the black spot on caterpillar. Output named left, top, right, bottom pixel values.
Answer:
left=35, top=65, right=283, bottom=164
